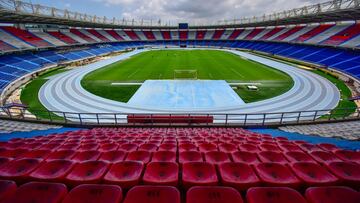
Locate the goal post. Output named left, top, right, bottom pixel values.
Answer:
left=174, top=70, right=198, bottom=80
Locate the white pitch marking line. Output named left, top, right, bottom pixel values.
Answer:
left=230, top=68, right=244, bottom=78
left=127, top=69, right=141, bottom=78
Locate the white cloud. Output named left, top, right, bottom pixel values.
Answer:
left=93, top=0, right=324, bottom=24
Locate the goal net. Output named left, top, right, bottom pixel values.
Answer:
left=174, top=70, right=198, bottom=80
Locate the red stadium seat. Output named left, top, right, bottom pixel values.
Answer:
left=182, top=162, right=218, bottom=189
left=231, top=151, right=260, bottom=164
left=126, top=150, right=152, bottom=163
left=179, top=151, right=203, bottom=163
left=247, top=187, right=307, bottom=203
left=143, top=162, right=179, bottom=186
left=139, top=143, right=158, bottom=152
left=98, top=150, right=126, bottom=163
left=99, top=143, right=119, bottom=152
left=334, top=150, right=360, bottom=163
left=62, top=184, right=122, bottom=203
left=238, top=144, right=260, bottom=153
left=218, top=143, right=238, bottom=153
left=218, top=162, right=260, bottom=190
left=29, top=160, right=75, bottom=182
left=0, top=158, right=41, bottom=183
left=65, top=160, right=109, bottom=186
left=254, top=163, right=301, bottom=188
left=290, top=162, right=338, bottom=187
left=204, top=151, right=231, bottom=164
left=279, top=143, right=303, bottom=152
left=186, top=186, right=244, bottom=203
left=305, top=186, right=360, bottom=203
left=46, top=150, right=77, bottom=161
left=259, top=143, right=281, bottom=152
left=0, top=148, right=28, bottom=158
left=38, top=144, right=60, bottom=151
left=103, top=161, right=144, bottom=189
left=309, top=151, right=342, bottom=164
left=58, top=144, right=79, bottom=151
left=325, top=161, right=360, bottom=186
left=179, top=143, right=198, bottom=152
left=123, top=186, right=180, bottom=203
left=158, top=144, right=177, bottom=152
left=285, top=151, right=317, bottom=163
left=0, top=157, right=12, bottom=168
left=317, top=143, right=339, bottom=151
left=0, top=180, right=16, bottom=203
left=78, top=143, right=99, bottom=151
left=258, top=151, right=288, bottom=164
left=152, top=151, right=177, bottom=162
left=299, top=143, right=323, bottom=152
left=7, top=182, right=67, bottom=203
left=198, top=143, right=218, bottom=152
left=22, top=149, right=51, bottom=159
left=119, top=143, right=138, bottom=152
left=72, top=150, right=101, bottom=162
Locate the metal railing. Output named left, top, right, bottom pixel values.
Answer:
left=0, top=0, right=359, bottom=27
left=0, top=106, right=359, bottom=127
left=217, top=0, right=360, bottom=26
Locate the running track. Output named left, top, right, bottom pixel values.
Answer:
left=39, top=49, right=340, bottom=123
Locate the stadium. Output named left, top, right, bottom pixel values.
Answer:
left=0, top=0, right=359, bottom=202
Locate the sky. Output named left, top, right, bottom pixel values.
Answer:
left=27, top=0, right=324, bottom=25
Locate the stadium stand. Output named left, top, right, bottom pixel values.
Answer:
left=1, top=26, right=52, bottom=47
left=245, top=28, right=264, bottom=40
left=47, top=31, right=79, bottom=45
left=161, top=30, right=171, bottom=40
left=1, top=22, right=359, bottom=94
left=0, top=0, right=360, bottom=202
left=212, top=29, right=225, bottom=40
left=87, top=29, right=111, bottom=42
left=0, top=127, right=358, bottom=202
left=124, top=30, right=140, bottom=41
left=228, top=29, right=243, bottom=40
left=0, top=120, right=61, bottom=133
left=30, top=30, right=67, bottom=46
left=143, top=30, right=156, bottom=40
left=179, top=30, right=188, bottom=40
left=0, top=28, right=33, bottom=50
left=273, top=25, right=305, bottom=41
left=69, top=28, right=96, bottom=43
left=280, top=120, right=360, bottom=140
left=0, top=23, right=359, bottom=50
left=294, top=24, right=335, bottom=42
left=321, top=23, right=360, bottom=45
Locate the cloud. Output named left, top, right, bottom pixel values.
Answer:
left=93, top=0, right=324, bottom=24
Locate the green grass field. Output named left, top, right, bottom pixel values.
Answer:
left=20, top=68, right=68, bottom=120
left=311, top=69, right=357, bottom=118
left=82, top=50, right=294, bottom=103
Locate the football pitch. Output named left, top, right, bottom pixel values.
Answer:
left=81, top=50, right=294, bottom=103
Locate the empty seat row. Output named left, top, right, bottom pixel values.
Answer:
left=1, top=180, right=360, bottom=203
left=1, top=158, right=359, bottom=190
left=1, top=147, right=358, bottom=167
